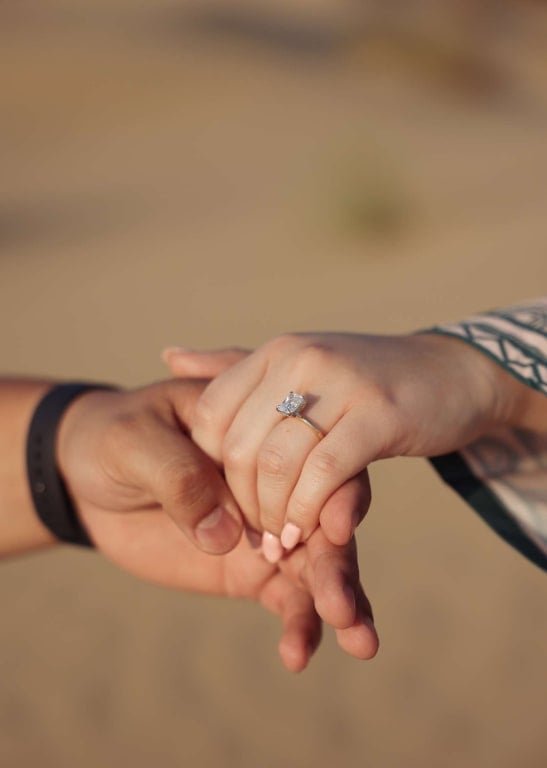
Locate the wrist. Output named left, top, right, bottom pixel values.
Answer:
left=416, top=332, right=546, bottom=433
left=56, top=388, right=115, bottom=487
left=28, top=383, right=117, bottom=549
left=497, top=369, right=547, bottom=431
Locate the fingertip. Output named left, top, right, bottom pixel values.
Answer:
left=336, top=616, right=380, bottom=660
left=279, top=627, right=321, bottom=673
left=279, top=636, right=310, bottom=673
left=280, top=522, right=302, bottom=551
left=162, top=346, right=191, bottom=363
left=319, top=515, right=353, bottom=547
left=262, top=531, right=283, bottom=563
left=315, top=577, right=356, bottom=629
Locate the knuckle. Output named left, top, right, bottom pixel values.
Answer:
left=160, top=459, right=210, bottom=511
left=309, top=448, right=341, bottom=478
left=262, top=332, right=301, bottom=357
left=257, top=443, right=290, bottom=481
left=228, top=346, right=249, bottom=356
left=222, top=434, right=252, bottom=472
left=297, top=342, right=333, bottom=373
left=289, top=494, right=315, bottom=523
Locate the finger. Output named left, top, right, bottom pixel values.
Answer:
left=318, top=472, right=371, bottom=547
left=276, top=472, right=370, bottom=561
left=304, top=528, right=361, bottom=629
left=256, top=398, right=342, bottom=544
left=260, top=572, right=322, bottom=673
left=122, top=414, right=243, bottom=555
left=286, top=407, right=384, bottom=541
left=335, top=586, right=379, bottom=660
left=281, top=527, right=358, bottom=629
left=163, top=378, right=208, bottom=428
left=222, top=378, right=303, bottom=533
left=280, top=528, right=378, bottom=660
left=169, top=375, right=273, bottom=536
left=278, top=588, right=322, bottom=673
left=302, top=529, right=379, bottom=659
left=162, top=347, right=250, bottom=379
left=189, top=350, right=269, bottom=463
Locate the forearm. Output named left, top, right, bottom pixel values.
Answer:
left=0, top=379, right=58, bottom=557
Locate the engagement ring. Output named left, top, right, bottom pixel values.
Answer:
left=276, top=391, right=324, bottom=440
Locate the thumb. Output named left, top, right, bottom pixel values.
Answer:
left=127, top=413, right=243, bottom=555
left=162, top=346, right=250, bottom=378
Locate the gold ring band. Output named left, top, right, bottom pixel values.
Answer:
left=292, top=414, right=324, bottom=441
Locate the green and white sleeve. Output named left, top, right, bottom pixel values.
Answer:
left=428, top=298, right=547, bottom=571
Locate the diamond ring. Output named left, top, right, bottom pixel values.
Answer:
left=276, top=391, right=324, bottom=440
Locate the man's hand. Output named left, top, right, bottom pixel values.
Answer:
left=78, top=501, right=377, bottom=671
left=57, top=379, right=244, bottom=555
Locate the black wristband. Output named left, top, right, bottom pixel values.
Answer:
left=26, top=383, right=115, bottom=548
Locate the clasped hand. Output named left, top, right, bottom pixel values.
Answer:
left=58, top=379, right=378, bottom=672
left=61, top=329, right=529, bottom=671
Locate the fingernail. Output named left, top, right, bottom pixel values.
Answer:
left=194, top=506, right=242, bottom=553
left=245, top=526, right=262, bottom=549
left=262, top=531, right=283, bottom=564
left=196, top=507, right=223, bottom=530
left=280, top=522, right=302, bottom=551
left=364, top=614, right=377, bottom=634
left=162, top=347, right=193, bottom=361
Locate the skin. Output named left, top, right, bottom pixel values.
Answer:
left=0, top=378, right=378, bottom=672
left=163, top=332, right=547, bottom=555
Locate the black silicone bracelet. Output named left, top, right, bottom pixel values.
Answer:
left=26, top=383, right=115, bottom=547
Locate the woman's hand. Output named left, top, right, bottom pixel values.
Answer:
left=163, top=332, right=533, bottom=555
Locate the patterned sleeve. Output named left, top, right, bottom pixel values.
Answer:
left=427, top=298, right=547, bottom=571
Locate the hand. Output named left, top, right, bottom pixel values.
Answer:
left=57, top=377, right=379, bottom=669
left=163, top=332, right=531, bottom=553
left=80, top=506, right=377, bottom=671
left=57, top=379, right=244, bottom=555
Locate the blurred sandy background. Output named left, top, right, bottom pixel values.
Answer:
left=1, top=1, right=546, bottom=766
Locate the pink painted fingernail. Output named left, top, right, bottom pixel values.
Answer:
left=280, top=522, right=302, bottom=551
left=262, top=531, right=283, bottom=563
